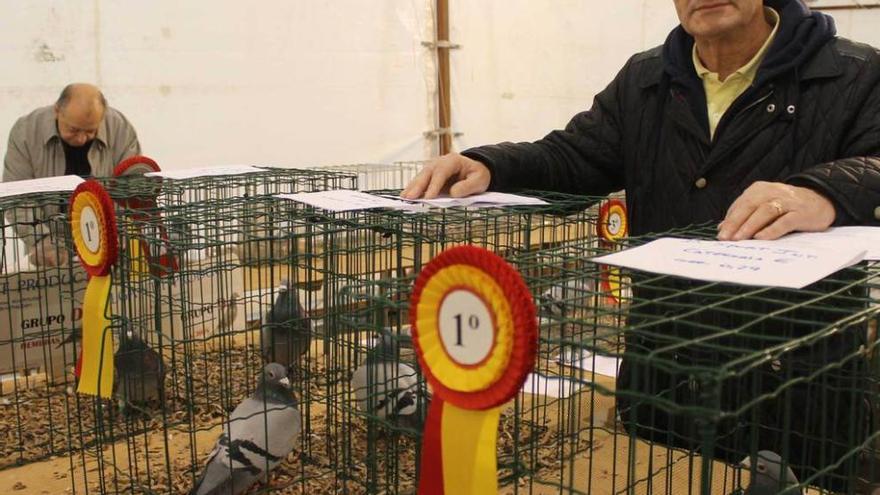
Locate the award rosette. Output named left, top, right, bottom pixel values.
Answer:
left=113, top=155, right=178, bottom=278
left=598, top=199, right=628, bottom=304
left=597, top=199, right=628, bottom=243
left=70, top=180, right=119, bottom=398
left=410, top=245, right=537, bottom=494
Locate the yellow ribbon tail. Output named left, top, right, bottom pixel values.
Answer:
left=128, top=233, right=148, bottom=280
left=77, top=275, right=114, bottom=398
left=441, top=403, right=500, bottom=494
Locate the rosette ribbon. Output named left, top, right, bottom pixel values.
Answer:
left=410, top=246, right=538, bottom=494
left=598, top=199, right=628, bottom=304
left=113, top=155, right=177, bottom=278
left=69, top=180, right=119, bottom=398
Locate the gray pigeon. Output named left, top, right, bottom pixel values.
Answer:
left=261, top=282, right=311, bottom=376
left=737, top=450, right=802, bottom=495
left=537, top=277, right=596, bottom=319
left=114, top=328, right=165, bottom=414
left=190, top=363, right=301, bottom=495
left=351, top=332, right=428, bottom=431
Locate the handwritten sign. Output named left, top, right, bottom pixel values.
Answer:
left=784, top=226, right=880, bottom=261
left=592, top=237, right=866, bottom=289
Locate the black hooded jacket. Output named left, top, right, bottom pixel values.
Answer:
left=463, top=1, right=880, bottom=490
left=463, top=0, right=880, bottom=235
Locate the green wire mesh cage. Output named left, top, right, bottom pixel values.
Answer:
left=337, top=224, right=880, bottom=495
left=0, top=167, right=356, bottom=479
left=1, top=189, right=84, bottom=473
left=4, top=168, right=877, bottom=495
left=16, top=181, right=601, bottom=493
left=307, top=162, right=422, bottom=192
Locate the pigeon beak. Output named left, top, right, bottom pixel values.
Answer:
left=279, top=377, right=291, bottom=388
left=739, top=456, right=751, bottom=469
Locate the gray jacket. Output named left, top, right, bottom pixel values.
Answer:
left=2, top=105, right=141, bottom=248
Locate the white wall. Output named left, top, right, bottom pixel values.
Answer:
left=450, top=0, right=880, bottom=150
left=1, top=1, right=878, bottom=171
left=0, top=1, right=437, bottom=170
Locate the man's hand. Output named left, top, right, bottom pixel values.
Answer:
left=717, top=181, right=836, bottom=241
left=401, top=153, right=491, bottom=199
left=28, top=236, right=69, bottom=268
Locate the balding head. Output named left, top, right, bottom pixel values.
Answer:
left=54, top=83, right=107, bottom=147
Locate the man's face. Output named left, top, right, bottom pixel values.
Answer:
left=54, top=104, right=103, bottom=147
left=673, top=0, right=764, bottom=39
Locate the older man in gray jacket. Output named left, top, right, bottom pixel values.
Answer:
left=3, top=83, right=141, bottom=267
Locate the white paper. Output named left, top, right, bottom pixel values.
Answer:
left=557, top=349, right=620, bottom=378
left=521, top=373, right=583, bottom=398
left=406, top=192, right=549, bottom=208
left=145, top=165, right=266, bottom=180
left=592, top=237, right=866, bottom=289
left=783, top=227, right=880, bottom=261
left=277, top=190, right=415, bottom=212
left=0, top=175, right=84, bottom=198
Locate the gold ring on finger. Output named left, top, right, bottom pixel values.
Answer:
left=768, top=200, right=784, bottom=217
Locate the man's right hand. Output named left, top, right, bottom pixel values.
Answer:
left=28, top=236, right=69, bottom=268
left=401, top=153, right=491, bottom=199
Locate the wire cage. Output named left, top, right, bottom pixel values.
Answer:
left=307, top=162, right=423, bottom=192
left=29, top=184, right=604, bottom=494
left=312, top=192, right=609, bottom=494
left=0, top=167, right=356, bottom=482
left=1, top=189, right=87, bottom=472
left=336, top=224, right=880, bottom=495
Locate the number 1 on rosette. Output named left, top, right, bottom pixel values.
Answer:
left=410, top=245, right=538, bottom=494
left=69, top=180, right=119, bottom=398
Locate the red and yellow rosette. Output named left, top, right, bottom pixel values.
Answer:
left=598, top=199, right=628, bottom=305
left=113, top=156, right=178, bottom=278
left=70, top=180, right=118, bottom=398
left=411, top=246, right=538, bottom=494
left=600, top=265, right=623, bottom=304
left=597, top=199, right=628, bottom=243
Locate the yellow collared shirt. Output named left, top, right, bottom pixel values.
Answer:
left=693, top=7, right=779, bottom=138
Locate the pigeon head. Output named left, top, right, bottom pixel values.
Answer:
left=740, top=450, right=801, bottom=493
left=263, top=362, right=290, bottom=388
left=260, top=362, right=298, bottom=406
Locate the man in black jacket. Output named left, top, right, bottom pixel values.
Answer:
left=404, top=0, right=880, bottom=491
left=403, top=0, right=880, bottom=237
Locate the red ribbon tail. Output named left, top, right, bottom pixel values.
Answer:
left=418, top=397, right=445, bottom=495
left=74, top=347, right=83, bottom=378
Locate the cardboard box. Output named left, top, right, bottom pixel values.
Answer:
left=0, top=253, right=247, bottom=387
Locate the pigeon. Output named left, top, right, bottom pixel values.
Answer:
left=537, top=277, right=596, bottom=319
left=261, top=281, right=311, bottom=376
left=114, top=328, right=165, bottom=415
left=351, top=332, right=428, bottom=431
left=190, top=363, right=301, bottom=495
left=736, top=450, right=802, bottom=495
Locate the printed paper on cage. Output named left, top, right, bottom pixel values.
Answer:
left=405, top=192, right=549, bottom=208
left=145, top=165, right=266, bottom=180
left=592, top=237, right=866, bottom=289
left=0, top=175, right=84, bottom=198
left=277, top=190, right=417, bottom=212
